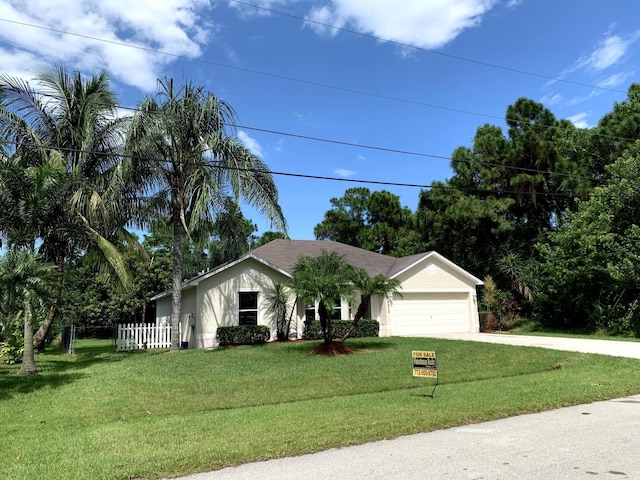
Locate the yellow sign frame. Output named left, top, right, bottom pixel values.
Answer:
left=412, top=350, right=437, bottom=378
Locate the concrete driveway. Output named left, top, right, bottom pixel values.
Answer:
left=423, top=332, right=640, bottom=359
left=171, top=334, right=640, bottom=480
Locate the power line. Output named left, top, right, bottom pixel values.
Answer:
left=0, top=138, right=584, bottom=198
left=233, top=123, right=608, bottom=185
left=0, top=17, right=504, bottom=122
left=229, top=0, right=626, bottom=94
left=0, top=15, right=630, bottom=137
left=109, top=103, right=608, bottom=184
left=0, top=71, right=625, bottom=187
left=1, top=14, right=637, bottom=162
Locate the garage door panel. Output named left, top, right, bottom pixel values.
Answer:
left=392, top=292, right=470, bottom=335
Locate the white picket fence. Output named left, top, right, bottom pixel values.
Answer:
left=116, top=323, right=174, bottom=352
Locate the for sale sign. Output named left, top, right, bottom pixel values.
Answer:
left=412, top=351, right=437, bottom=378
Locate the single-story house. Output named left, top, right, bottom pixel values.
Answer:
left=151, top=239, right=483, bottom=348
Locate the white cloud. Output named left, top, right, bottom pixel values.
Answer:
left=539, top=93, right=562, bottom=107
left=304, top=0, right=500, bottom=49
left=273, top=139, right=284, bottom=152
left=238, top=130, right=264, bottom=157
left=334, top=168, right=356, bottom=177
left=553, top=29, right=640, bottom=84
left=597, top=71, right=634, bottom=89
left=578, top=31, right=640, bottom=71
left=565, top=91, right=598, bottom=107
left=228, top=0, right=296, bottom=18
left=566, top=112, right=591, bottom=129
left=0, top=0, right=212, bottom=91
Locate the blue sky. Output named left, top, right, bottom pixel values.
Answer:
left=0, top=0, right=639, bottom=240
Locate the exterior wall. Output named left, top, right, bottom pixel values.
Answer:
left=180, top=287, right=197, bottom=347
left=383, top=256, right=481, bottom=336
left=396, top=257, right=475, bottom=291
left=155, top=297, right=171, bottom=327
left=153, top=252, right=481, bottom=347
left=194, top=258, right=291, bottom=348
left=153, top=288, right=197, bottom=347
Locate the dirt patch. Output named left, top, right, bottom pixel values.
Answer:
left=312, top=341, right=354, bottom=356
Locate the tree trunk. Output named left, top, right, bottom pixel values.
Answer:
left=341, top=297, right=370, bottom=342
left=34, top=258, right=64, bottom=352
left=318, top=301, right=330, bottom=344
left=170, top=216, right=185, bottom=353
left=19, top=298, right=38, bottom=376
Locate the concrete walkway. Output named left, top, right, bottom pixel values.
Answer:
left=172, top=335, right=640, bottom=480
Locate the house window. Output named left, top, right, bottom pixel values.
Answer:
left=305, top=304, right=316, bottom=322
left=330, top=297, right=342, bottom=320
left=239, top=292, right=258, bottom=325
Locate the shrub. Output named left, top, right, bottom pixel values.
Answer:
left=303, top=320, right=379, bottom=340
left=217, top=325, right=271, bottom=346
left=1, top=330, right=24, bottom=364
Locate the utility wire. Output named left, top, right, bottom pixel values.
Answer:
left=0, top=137, right=598, bottom=198
left=0, top=78, right=623, bottom=186
left=0, top=16, right=630, bottom=138
left=0, top=17, right=504, bottom=122
left=1, top=15, right=637, bottom=161
left=107, top=103, right=608, bottom=184
left=229, top=0, right=626, bottom=94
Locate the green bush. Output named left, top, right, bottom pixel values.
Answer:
left=217, top=325, right=271, bottom=346
left=302, top=320, right=379, bottom=340
left=1, top=330, right=24, bottom=364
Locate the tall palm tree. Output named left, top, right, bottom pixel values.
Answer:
left=290, top=251, right=353, bottom=344
left=0, top=65, right=133, bottom=349
left=341, top=268, right=401, bottom=341
left=127, top=78, right=286, bottom=352
left=0, top=250, right=55, bottom=375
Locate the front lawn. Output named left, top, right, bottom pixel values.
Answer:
left=1, top=337, right=639, bottom=480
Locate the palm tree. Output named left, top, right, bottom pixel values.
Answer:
left=127, top=78, right=286, bottom=352
left=0, top=65, right=134, bottom=349
left=290, top=251, right=354, bottom=345
left=265, top=283, right=294, bottom=341
left=341, top=268, right=401, bottom=341
left=0, top=250, right=55, bottom=375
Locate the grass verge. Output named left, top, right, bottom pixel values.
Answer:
left=1, top=337, right=639, bottom=480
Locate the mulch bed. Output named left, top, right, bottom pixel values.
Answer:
left=311, top=341, right=354, bottom=356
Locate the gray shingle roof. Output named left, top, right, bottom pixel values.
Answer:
left=151, top=239, right=481, bottom=301
left=250, top=239, right=430, bottom=277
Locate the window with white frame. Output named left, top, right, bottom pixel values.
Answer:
left=305, top=303, right=316, bottom=322
left=330, top=296, right=342, bottom=320
left=238, top=292, right=258, bottom=325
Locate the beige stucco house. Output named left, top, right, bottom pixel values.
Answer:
left=151, top=239, right=483, bottom=348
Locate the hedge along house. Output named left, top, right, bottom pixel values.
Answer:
left=151, top=239, right=484, bottom=349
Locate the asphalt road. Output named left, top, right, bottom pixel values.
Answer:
left=171, top=335, right=640, bottom=480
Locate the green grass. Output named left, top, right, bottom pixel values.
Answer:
left=1, top=337, right=639, bottom=480
left=509, top=320, right=640, bottom=341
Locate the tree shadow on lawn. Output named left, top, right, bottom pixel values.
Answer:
left=272, top=338, right=397, bottom=355
left=0, top=369, right=86, bottom=400
left=0, top=341, right=127, bottom=400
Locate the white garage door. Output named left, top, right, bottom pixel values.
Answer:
left=391, top=292, right=471, bottom=336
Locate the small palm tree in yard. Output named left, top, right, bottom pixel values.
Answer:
left=341, top=268, right=401, bottom=342
left=265, top=283, right=295, bottom=341
left=290, top=251, right=354, bottom=353
left=0, top=250, right=55, bottom=375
